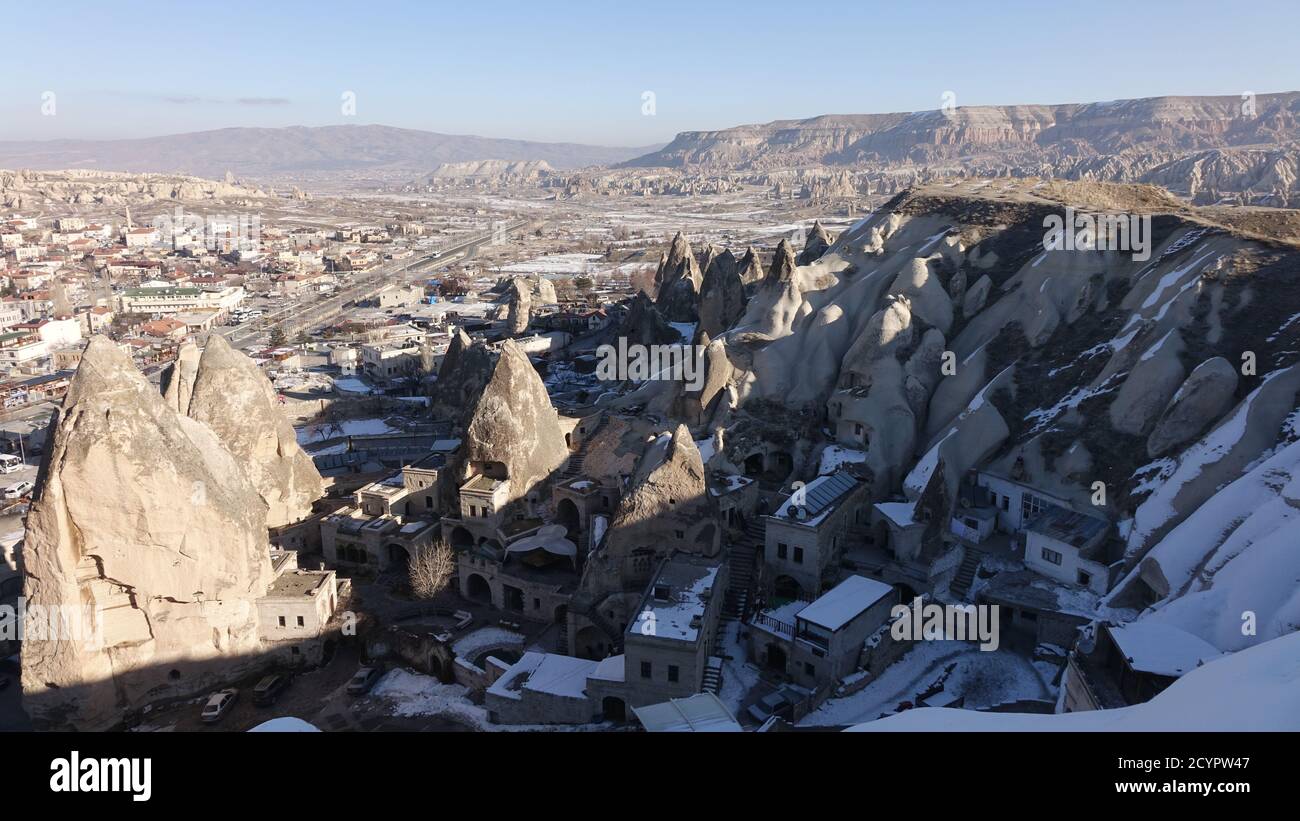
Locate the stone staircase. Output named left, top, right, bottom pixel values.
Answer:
left=950, top=549, right=984, bottom=601
left=723, top=518, right=764, bottom=622
left=556, top=616, right=569, bottom=655
left=560, top=413, right=608, bottom=481
left=701, top=656, right=723, bottom=695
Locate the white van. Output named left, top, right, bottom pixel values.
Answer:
left=0, top=454, right=21, bottom=474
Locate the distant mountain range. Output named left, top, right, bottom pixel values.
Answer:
left=615, top=92, right=1300, bottom=206
left=0, top=124, right=661, bottom=180
left=623, top=92, right=1300, bottom=170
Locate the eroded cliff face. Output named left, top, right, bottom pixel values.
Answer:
left=181, top=334, right=322, bottom=527
left=21, top=337, right=274, bottom=730
left=706, top=179, right=1299, bottom=561
left=579, top=425, right=717, bottom=612
left=461, top=339, right=569, bottom=505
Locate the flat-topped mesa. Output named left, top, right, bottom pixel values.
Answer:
left=461, top=339, right=568, bottom=506
left=21, top=336, right=273, bottom=730
left=183, top=333, right=323, bottom=527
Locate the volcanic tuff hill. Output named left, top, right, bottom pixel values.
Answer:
left=622, top=92, right=1300, bottom=206
left=628, top=176, right=1300, bottom=656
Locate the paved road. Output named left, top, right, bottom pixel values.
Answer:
left=218, top=221, right=528, bottom=348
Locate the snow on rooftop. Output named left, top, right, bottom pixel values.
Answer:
left=1106, top=622, right=1222, bottom=677
left=591, top=654, right=625, bottom=683
left=819, top=445, right=867, bottom=476
left=797, top=575, right=893, bottom=631
left=875, top=500, right=918, bottom=528
left=487, top=651, right=597, bottom=701
left=630, top=560, right=720, bottom=643
left=847, top=631, right=1300, bottom=732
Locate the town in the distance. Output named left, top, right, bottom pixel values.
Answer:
left=2, top=88, right=1299, bottom=737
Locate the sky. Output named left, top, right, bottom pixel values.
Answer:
left=3, top=0, right=1299, bottom=147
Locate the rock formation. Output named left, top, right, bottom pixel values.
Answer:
left=654, top=232, right=702, bottom=322
left=799, top=220, right=833, bottom=264
left=506, top=277, right=532, bottom=335
left=697, top=248, right=746, bottom=338
left=178, top=334, right=322, bottom=527
left=578, top=425, right=717, bottom=613
left=461, top=340, right=568, bottom=505
left=21, top=337, right=273, bottom=730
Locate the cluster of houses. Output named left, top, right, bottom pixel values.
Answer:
left=287, top=379, right=1211, bottom=729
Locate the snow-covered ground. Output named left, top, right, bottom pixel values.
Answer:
left=364, top=669, right=606, bottom=733
left=800, top=641, right=1056, bottom=727
left=848, top=630, right=1300, bottom=732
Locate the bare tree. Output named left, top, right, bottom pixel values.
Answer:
left=408, top=542, right=456, bottom=599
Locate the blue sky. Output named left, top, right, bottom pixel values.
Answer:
left=3, top=0, right=1299, bottom=146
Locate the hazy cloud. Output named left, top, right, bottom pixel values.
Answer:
left=236, top=97, right=291, bottom=106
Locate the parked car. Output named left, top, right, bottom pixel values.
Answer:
left=3, top=481, right=34, bottom=499
left=252, top=674, right=291, bottom=706
left=746, top=690, right=795, bottom=724
left=346, top=665, right=383, bottom=696
left=200, top=688, right=238, bottom=723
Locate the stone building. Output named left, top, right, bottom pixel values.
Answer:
left=762, top=470, right=869, bottom=599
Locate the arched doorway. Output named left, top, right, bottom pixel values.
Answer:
left=386, top=543, right=410, bottom=570
left=557, top=498, right=580, bottom=535
left=773, top=575, right=803, bottom=602
left=765, top=642, right=787, bottom=672
left=601, top=696, right=627, bottom=723
left=466, top=573, right=492, bottom=603
left=449, top=526, right=473, bottom=550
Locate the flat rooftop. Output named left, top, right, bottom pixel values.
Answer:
left=797, top=575, right=893, bottom=632
left=628, top=556, right=721, bottom=644
left=772, top=470, right=861, bottom=527
left=1026, top=505, right=1108, bottom=549
left=263, top=570, right=332, bottom=600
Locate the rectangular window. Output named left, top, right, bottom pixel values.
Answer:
left=278, top=616, right=286, bottom=627
left=794, top=547, right=804, bottom=564
left=668, top=665, right=679, bottom=683
left=804, top=662, right=815, bottom=677
left=296, top=616, right=305, bottom=627
left=1041, top=547, right=1062, bottom=565
left=640, top=661, right=652, bottom=679
left=1022, top=492, right=1049, bottom=524
left=1077, top=570, right=1092, bottom=586
left=777, top=543, right=788, bottom=560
